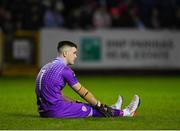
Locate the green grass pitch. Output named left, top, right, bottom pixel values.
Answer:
left=0, top=75, right=180, bottom=130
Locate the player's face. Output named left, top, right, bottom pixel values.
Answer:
left=66, top=47, right=77, bottom=65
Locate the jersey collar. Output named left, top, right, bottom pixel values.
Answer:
left=55, top=57, right=67, bottom=65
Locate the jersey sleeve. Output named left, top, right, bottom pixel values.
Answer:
left=62, top=66, right=78, bottom=87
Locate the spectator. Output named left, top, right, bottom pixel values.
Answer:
left=0, top=0, right=179, bottom=30
left=150, top=7, right=160, bottom=29
left=93, top=6, right=111, bottom=29
left=136, top=0, right=156, bottom=28
left=43, top=1, right=64, bottom=28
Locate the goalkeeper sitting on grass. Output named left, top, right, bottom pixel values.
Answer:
left=35, top=41, right=140, bottom=118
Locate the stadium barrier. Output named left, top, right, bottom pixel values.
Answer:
left=40, top=29, right=180, bottom=71
left=1, top=29, right=180, bottom=76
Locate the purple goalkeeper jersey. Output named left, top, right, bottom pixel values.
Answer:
left=35, top=57, right=123, bottom=118
left=35, top=57, right=78, bottom=112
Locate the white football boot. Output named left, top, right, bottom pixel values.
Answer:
left=123, top=94, right=140, bottom=117
left=111, top=95, right=123, bottom=110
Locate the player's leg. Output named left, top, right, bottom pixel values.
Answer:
left=39, top=101, right=93, bottom=118
left=39, top=99, right=124, bottom=118
left=92, top=108, right=124, bottom=117
left=92, top=95, right=140, bottom=117
left=39, top=95, right=140, bottom=118
left=91, top=95, right=124, bottom=117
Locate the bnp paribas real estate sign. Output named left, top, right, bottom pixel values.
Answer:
left=80, top=37, right=102, bottom=62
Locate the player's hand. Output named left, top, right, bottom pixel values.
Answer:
left=95, top=102, right=114, bottom=117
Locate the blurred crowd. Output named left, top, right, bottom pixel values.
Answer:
left=0, top=0, right=180, bottom=32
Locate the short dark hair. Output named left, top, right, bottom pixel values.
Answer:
left=57, top=41, right=77, bottom=53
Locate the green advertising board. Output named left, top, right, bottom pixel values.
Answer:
left=80, top=37, right=102, bottom=62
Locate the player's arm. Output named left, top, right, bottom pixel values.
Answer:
left=72, top=82, right=114, bottom=117
left=62, top=67, right=114, bottom=117
left=72, top=82, right=101, bottom=107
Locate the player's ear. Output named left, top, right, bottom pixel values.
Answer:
left=62, top=51, right=67, bottom=57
